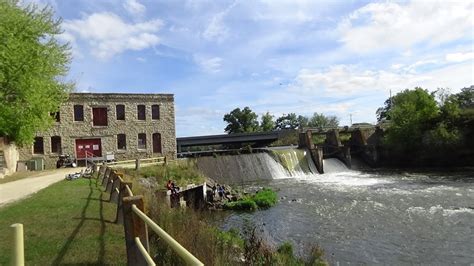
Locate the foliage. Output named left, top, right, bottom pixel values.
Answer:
left=423, top=122, right=460, bottom=148
left=270, top=129, right=299, bottom=146
left=224, top=188, right=277, bottom=211
left=252, top=188, right=278, bottom=208
left=308, top=112, right=339, bottom=128
left=384, top=88, right=439, bottom=151
left=223, top=107, right=260, bottom=134
left=455, top=85, right=473, bottom=109
left=0, top=1, right=72, bottom=145
left=241, top=221, right=328, bottom=266
left=224, top=198, right=258, bottom=211
left=275, top=113, right=299, bottom=129
left=260, top=111, right=275, bottom=132
left=376, top=97, right=393, bottom=122
left=297, top=115, right=309, bottom=128
left=121, top=160, right=206, bottom=189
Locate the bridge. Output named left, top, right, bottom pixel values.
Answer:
left=176, top=131, right=288, bottom=153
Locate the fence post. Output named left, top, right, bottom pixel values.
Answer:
left=102, top=167, right=111, bottom=187
left=11, top=223, right=24, bottom=266
left=123, top=196, right=148, bottom=266
left=106, top=170, right=116, bottom=194
left=116, top=181, right=133, bottom=224
left=98, top=165, right=106, bottom=182
left=135, top=159, right=140, bottom=170
left=109, top=171, right=120, bottom=203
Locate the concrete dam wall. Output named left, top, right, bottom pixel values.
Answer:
left=195, top=148, right=347, bottom=185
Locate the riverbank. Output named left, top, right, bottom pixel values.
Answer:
left=120, top=162, right=328, bottom=265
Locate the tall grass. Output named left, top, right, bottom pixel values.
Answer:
left=124, top=162, right=327, bottom=265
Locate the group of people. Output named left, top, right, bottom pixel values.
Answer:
left=212, top=184, right=230, bottom=201
left=166, top=180, right=180, bottom=195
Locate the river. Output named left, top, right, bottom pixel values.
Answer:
left=198, top=152, right=474, bottom=264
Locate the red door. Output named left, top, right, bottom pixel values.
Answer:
left=76, top=139, right=102, bottom=159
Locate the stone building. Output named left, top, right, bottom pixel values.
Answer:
left=17, top=93, right=176, bottom=169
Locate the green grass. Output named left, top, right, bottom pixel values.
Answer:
left=0, top=178, right=126, bottom=265
left=252, top=188, right=278, bottom=209
left=120, top=160, right=206, bottom=190
left=224, top=188, right=278, bottom=211
left=224, top=198, right=258, bottom=211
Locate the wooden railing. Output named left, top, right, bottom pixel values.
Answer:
left=107, top=157, right=166, bottom=170
left=97, top=164, right=203, bottom=266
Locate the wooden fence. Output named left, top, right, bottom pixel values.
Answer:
left=107, top=157, right=166, bottom=170
left=96, top=163, right=203, bottom=266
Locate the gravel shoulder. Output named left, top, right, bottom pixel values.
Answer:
left=0, top=168, right=85, bottom=207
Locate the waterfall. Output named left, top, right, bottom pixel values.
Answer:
left=267, top=148, right=317, bottom=177
left=195, top=148, right=352, bottom=184
left=323, top=158, right=350, bottom=173
left=195, top=148, right=318, bottom=184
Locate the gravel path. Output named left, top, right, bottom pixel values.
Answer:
left=0, top=168, right=85, bottom=206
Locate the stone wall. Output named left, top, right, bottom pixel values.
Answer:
left=18, top=93, right=176, bottom=169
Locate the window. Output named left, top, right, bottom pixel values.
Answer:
left=51, top=136, right=61, bottom=153
left=138, top=133, right=146, bottom=149
left=137, top=105, right=146, bottom=120
left=74, top=105, right=84, bottom=121
left=33, top=137, right=44, bottom=154
left=117, top=134, right=126, bottom=150
left=92, top=107, right=108, bottom=126
left=116, top=104, right=125, bottom=120
left=152, top=133, right=162, bottom=153
left=50, top=111, right=60, bottom=122
left=152, top=105, right=160, bottom=120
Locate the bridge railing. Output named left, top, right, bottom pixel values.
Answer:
left=97, top=164, right=203, bottom=266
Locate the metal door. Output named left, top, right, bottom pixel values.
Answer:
left=75, top=139, right=102, bottom=159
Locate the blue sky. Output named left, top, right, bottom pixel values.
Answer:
left=30, top=0, right=473, bottom=136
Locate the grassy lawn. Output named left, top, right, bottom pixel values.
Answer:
left=0, top=178, right=126, bottom=265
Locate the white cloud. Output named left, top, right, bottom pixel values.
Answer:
left=251, top=0, right=320, bottom=23
left=202, top=1, right=237, bottom=42
left=338, top=0, right=473, bottom=53
left=63, top=12, right=162, bottom=59
left=123, top=0, right=146, bottom=17
left=194, top=55, right=223, bottom=73
left=445, top=52, right=474, bottom=63
left=290, top=61, right=473, bottom=97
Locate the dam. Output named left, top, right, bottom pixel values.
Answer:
left=195, top=148, right=474, bottom=265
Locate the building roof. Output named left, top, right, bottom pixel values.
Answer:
left=69, top=92, right=174, bottom=101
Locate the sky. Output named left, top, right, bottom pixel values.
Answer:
left=29, top=0, right=474, bottom=136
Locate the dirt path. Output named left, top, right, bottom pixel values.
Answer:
left=0, top=168, right=85, bottom=206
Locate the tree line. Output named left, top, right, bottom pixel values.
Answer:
left=376, top=86, right=473, bottom=155
left=223, top=108, right=339, bottom=134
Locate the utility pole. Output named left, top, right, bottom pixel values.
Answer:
left=349, top=113, right=353, bottom=126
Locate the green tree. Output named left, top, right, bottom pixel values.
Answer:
left=260, top=112, right=275, bottom=132
left=385, top=88, right=439, bottom=150
left=275, top=113, right=299, bottom=130
left=455, top=85, right=473, bottom=109
left=308, top=112, right=339, bottom=128
left=0, top=1, right=72, bottom=145
left=223, top=107, right=259, bottom=134
left=297, top=115, right=309, bottom=129
left=376, top=97, right=393, bottom=122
